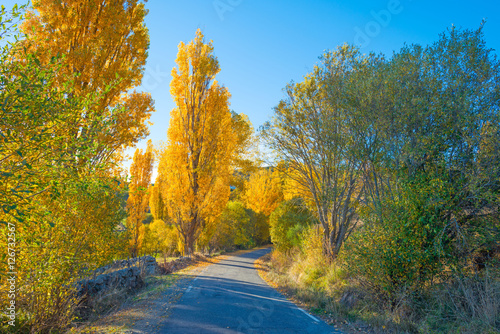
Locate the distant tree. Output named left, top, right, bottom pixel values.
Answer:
left=269, top=199, right=315, bottom=252
left=149, top=177, right=168, bottom=222
left=127, top=140, right=154, bottom=257
left=242, top=168, right=284, bottom=217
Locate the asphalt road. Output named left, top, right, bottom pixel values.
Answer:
left=159, top=247, right=342, bottom=334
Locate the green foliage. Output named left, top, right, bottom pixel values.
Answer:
left=286, top=224, right=307, bottom=250
left=0, top=2, right=28, bottom=41
left=343, top=24, right=500, bottom=300
left=143, top=213, right=154, bottom=225
left=345, top=167, right=454, bottom=295
left=269, top=199, right=315, bottom=252
left=0, top=3, right=144, bottom=332
left=262, top=23, right=500, bottom=332
left=199, top=201, right=269, bottom=252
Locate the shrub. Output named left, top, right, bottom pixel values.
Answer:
left=269, top=198, right=315, bottom=252
left=199, top=201, right=268, bottom=252
left=142, top=220, right=180, bottom=256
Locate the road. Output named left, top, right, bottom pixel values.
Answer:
left=159, top=247, right=342, bottom=334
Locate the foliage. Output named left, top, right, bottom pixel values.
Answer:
left=0, top=49, right=128, bottom=327
left=242, top=168, right=284, bottom=217
left=127, top=140, right=154, bottom=257
left=229, top=112, right=261, bottom=200
left=140, top=219, right=180, bottom=256
left=199, top=201, right=268, bottom=251
left=343, top=24, right=500, bottom=300
left=269, top=199, right=315, bottom=252
left=345, top=167, right=458, bottom=297
left=149, top=175, right=168, bottom=222
left=20, top=0, right=154, bottom=163
left=0, top=2, right=28, bottom=40
left=0, top=1, right=153, bottom=332
left=261, top=45, right=368, bottom=259
left=13, top=171, right=126, bottom=332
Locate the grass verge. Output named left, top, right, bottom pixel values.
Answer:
left=255, top=249, right=500, bottom=334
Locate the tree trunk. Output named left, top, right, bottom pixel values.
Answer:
left=183, top=231, right=195, bottom=256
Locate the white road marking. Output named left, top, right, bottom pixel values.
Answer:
left=186, top=286, right=192, bottom=292
left=298, top=308, right=319, bottom=322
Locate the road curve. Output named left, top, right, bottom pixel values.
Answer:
left=159, top=247, right=342, bottom=334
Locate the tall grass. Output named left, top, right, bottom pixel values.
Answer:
left=260, top=227, right=500, bottom=333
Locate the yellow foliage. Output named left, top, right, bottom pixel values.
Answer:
left=149, top=173, right=169, bottom=222
left=127, top=140, right=154, bottom=257
left=21, top=0, right=154, bottom=162
left=242, top=168, right=284, bottom=216
left=140, top=220, right=181, bottom=256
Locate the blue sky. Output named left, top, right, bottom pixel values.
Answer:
left=4, top=0, right=500, bottom=175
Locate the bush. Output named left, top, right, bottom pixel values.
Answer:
left=269, top=198, right=315, bottom=252
left=140, top=220, right=180, bottom=256
left=199, top=201, right=269, bottom=252
left=344, top=169, right=456, bottom=298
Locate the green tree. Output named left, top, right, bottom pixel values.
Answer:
left=262, top=45, right=368, bottom=260
left=345, top=24, right=500, bottom=297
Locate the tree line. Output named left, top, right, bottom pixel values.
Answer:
left=0, top=1, right=153, bottom=332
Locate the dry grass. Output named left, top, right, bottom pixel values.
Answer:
left=418, top=271, right=500, bottom=333
left=256, top=249, right=500, bottom=334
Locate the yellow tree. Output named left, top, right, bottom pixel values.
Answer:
left=127, top=140, right=154, bottom=257
left=242, top=168, right=284, bottom=216
left=160, top=29, right=238, bottom=255
left=229, top=112, right=260, bottom=200
left=21, top=0, right=154, bottom=162
left=149, top=178, right=168, bottom=222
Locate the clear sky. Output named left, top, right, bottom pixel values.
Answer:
left=4, top=0, right=500, bottom=176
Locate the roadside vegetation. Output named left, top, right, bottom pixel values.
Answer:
left=259, top=24, right=500, bottom=334
left=0, top=3, right=273, bottom=332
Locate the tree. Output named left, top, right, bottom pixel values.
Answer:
left=20, top=0, right=154, bottom=164
left=262, top=45, right=367, bottom=260
left=344, top=24, right=500, bottom=298
left=198, top=201, right=268, bottom=251
left=149, top=176, right=168, bottom=222
left=242, top=168, right=284, bottom=217
left=126, top=140, right=154, bottom=257
left=229, top=112, right=260, bottom=199
left=0, top=5, right=132, bottom=330
left=0, top=2, right=155, bottom=331
left=159, top=29, right=240, bottom=255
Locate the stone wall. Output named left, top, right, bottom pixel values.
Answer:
left=91, top=255, right=159, bottom=277
left=76, top=256, right=159, bottom=304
